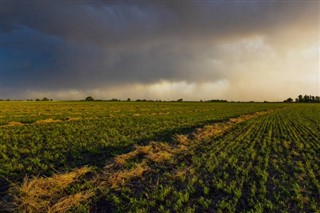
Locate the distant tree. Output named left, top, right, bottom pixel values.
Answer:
left=85, top=96, right=94, bottom=101
left=283, top=97, right=293, bottom=103
left=42, top=97, right=49, bottom=101
left=177, top=98, right=183, bottom=102
left=136, top=99, right=147, bottom=102
left=35, top=98, right=40, bottom=101
left=127, top=98, right=131, bottom=102
left=311, top=96, right=315, bottom=102
left=206, top=99, right=228, bottom=103
left=293, top=94, right=319, bottom=103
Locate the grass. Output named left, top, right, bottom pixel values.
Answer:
left=4, top=121, right=24, bottom=127
left=1, top=101, right=281, bottom=184
left=114, top=145, right=152, bottom=166
left=10, top=167, right=92, bottom=212
left=6, top=107, right=282, bottom=212
left=104, top=162, right=150, bottom=189
left=48, top=191, right=94, bottom=213
left=0, top=102, right=319, bottom=212
left=34, top=118, right=62, bottom=124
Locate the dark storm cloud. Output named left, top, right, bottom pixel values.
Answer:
left=4, top=1, right=317, bottom=45
left=1, top=1, right=319, bottom=99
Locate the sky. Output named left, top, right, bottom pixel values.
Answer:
left=1, top=0, right=319, bottom=101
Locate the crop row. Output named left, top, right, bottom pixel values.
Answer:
left=93, top=104, right=319, bottom=212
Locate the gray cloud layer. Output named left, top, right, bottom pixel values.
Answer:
left=2, top=1, right=319, bottom=100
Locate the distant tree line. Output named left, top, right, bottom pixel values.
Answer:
left=202, top=99, right=228, bottom=103
left=85, top=96, right=179, bottom=102
left=284, top=95, right=320, bottom=103
left=0, top=97, right=53, bottom=101
left=35, top=97, right=53, bottom=101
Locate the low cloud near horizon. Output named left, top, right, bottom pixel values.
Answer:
left=1, top=1, right=319, bottom=101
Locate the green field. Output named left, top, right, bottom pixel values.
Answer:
left=0, top=102, right=319, bottom=212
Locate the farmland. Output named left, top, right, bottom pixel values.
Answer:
left=0, top=101, right=319, bottom=212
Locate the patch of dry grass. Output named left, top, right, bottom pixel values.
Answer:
left=173, top=134, right=190, bottom=146
left=48, top=191, right=94, bottom=213
left=11, top=166, right=92, bottom=212
left=114, top=142, right=179, bottom=165
left=106, top=163, right=149, bottom=188
left=145, top=142, right=186, bottom=163
left=191, top=109, right=274, bottom=141
left=192, top=124, right=230, bottom=140
left=35, top=118, right=62, bottom=124
left=5, top=121, right=24, bottom=127
left=65, top=117, right=82, bottom=121
left=146, top=150, right=173, bottom=163
left=114, top=145, right=152, bottom=165
left=230, top=110, right=270, bottom=124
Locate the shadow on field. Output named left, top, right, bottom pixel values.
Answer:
left=68, top=118, right=229, bottom=169
left=0, top=118, right=229, bottom=205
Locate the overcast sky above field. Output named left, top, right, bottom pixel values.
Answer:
left=1, top=1, right=319, bottom=101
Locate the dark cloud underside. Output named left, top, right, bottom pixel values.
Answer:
left=1, top=1, right=319, bottom=100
